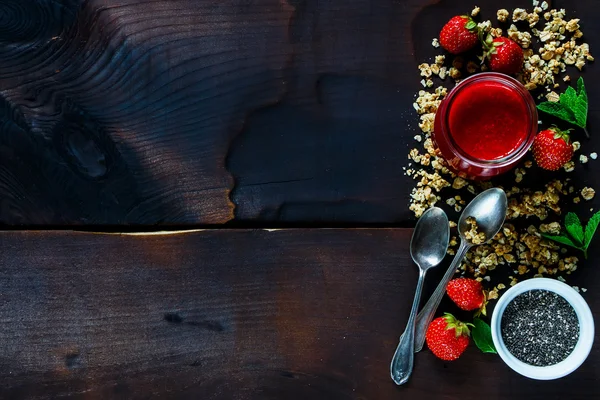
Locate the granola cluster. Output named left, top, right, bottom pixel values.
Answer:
left=464, top=217, right=486, bottom=244
left=450, top=221, right=579, bottom=300
left=407, top=3, right=596, bottom=295
left=474, top=3, right=594, bottom=92
left=505, top=180, right=563, bottom=220
left=516, top=6, right=594, bottom=91
left=445, top=179, right=585, bottom=297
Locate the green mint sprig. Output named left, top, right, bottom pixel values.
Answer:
left=541, top=211, right=600, bottom=259
left=472, top=318, right=497, bottom=354
left=537, top=77, right=589, bottom=138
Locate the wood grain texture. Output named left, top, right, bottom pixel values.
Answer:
left=0, top=0, right=597, bottom=225
left=0, top=0, right=294, bottom=224
left=0, top=229, right=597, bottom=399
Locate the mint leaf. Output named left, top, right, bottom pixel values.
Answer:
left=538, top=78, right=589, bottom=133
left=577, top=76, right=586, bottom=97
left=472, top=318, right=497, bottom=354
left=541, top=233, right=579, bottom=249
left=573, top=103, right=588, bottom=129
left=565, top=212, right=584, bottom=245
left=544, top=210, right=600, bottom=258
left=537, top=102, right=576, bottom=125
left=560, top=86, right=578, bottom=110
left=574, top=77, right=588, bottom=129
left=584, top=211, right=600, bottom=249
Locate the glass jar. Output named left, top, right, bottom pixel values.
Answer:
left=433, top=72, right=538, bottom=180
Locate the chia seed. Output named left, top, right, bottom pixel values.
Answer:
left=501, top=289, right=579, bottom=366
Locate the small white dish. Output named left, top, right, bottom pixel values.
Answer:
left=491, top=278, right=594, bottom=380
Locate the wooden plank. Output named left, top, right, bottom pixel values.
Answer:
left=1, top=0, right=597, bottom=224
left=0, top=229, right=597, bottom=398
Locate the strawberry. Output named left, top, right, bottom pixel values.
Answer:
left=426, top=313, right=473, bottom=361
left=532, top=127, right=574, bottom=171
left=482, top=36, right=524, bottom=74
left=447, top=278, right=487, bottom=316
left=439, top=16, right=480, bottom=54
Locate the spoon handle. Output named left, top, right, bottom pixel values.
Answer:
left=413, top=242, right=470, bottom=353
left=390, top=268, right=426, bottom=385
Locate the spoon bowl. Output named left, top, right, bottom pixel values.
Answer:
left=410, top=207, right=451, bottom=270
left=458, top=188, right=508, bottom=244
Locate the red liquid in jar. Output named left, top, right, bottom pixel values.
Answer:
left=448, top=81, right=529, bottom=161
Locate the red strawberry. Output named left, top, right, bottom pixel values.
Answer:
left=447, top=278, right=487, bottom=316
left=483, top=36, right=524, bottom=74
left=426, top=313, right=473, bottom=361
left=532, top=127, right=574, bottom=171
left=439, top=16, right=480, bottom=54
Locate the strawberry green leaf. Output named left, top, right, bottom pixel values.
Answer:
left=565, top=212, right=584, bottom=246
left=584, top=211, right=600, bottom=249
left=465, top=20, right=477, bottom=30
left=472, top=318, right=497, bottom=354
left=541, top=233, right=579, bottom=249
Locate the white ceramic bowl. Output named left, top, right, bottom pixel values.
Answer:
left=491, top=278, right=594, bottom=380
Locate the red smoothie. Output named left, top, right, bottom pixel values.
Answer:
left=432, top=73, right=538, bottom=179
left=448, top=80, right=529, bottom=161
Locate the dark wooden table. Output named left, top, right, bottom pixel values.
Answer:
left=0, top=0, right=599, bottom=398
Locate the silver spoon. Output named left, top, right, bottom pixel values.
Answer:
left=390, top=206, right=449, bottom=385
left=412, top=187, right=508, bottom=353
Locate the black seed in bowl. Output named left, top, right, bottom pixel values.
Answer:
left=501, top=289, right=579, bottom=367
